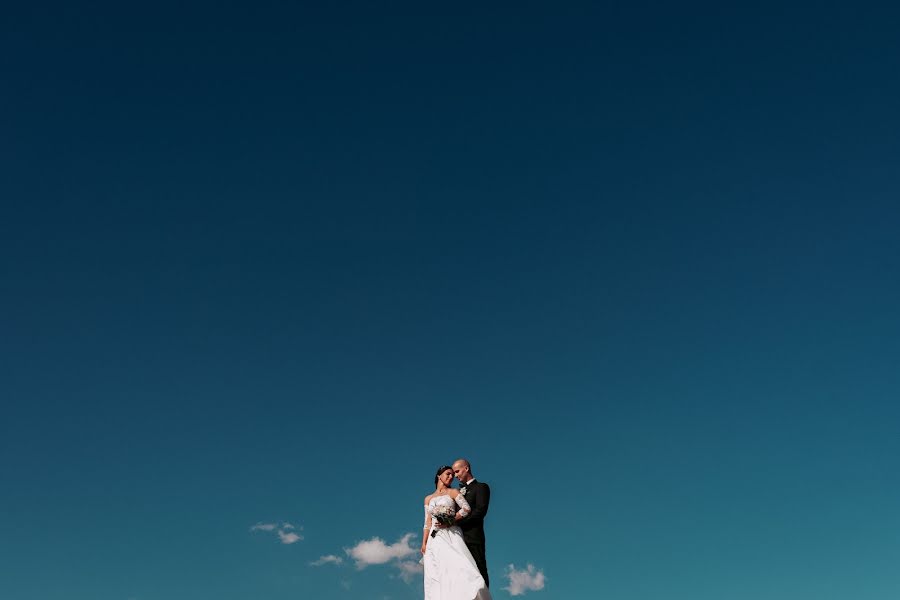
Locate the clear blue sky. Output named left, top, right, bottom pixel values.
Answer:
left=2, top=2, right=899, bottom=599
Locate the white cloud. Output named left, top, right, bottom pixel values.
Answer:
left=345, top=533, right=417, bottom=568
left=395, top=559, right=424, bottom=583
left=278, top=530, right=302, bottom=544
left=251, top=521, right=303, bottom=544
left=310, top=554, right=344, bottom=566
left=505, top=564, right=546, bottom=596
left=317, top=533, right=419, bottom=584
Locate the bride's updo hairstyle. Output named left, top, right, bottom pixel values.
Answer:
left=434, top=465, right=453, bottom=487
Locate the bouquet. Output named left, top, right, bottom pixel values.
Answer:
left=431, top=504, right=456, bottom=528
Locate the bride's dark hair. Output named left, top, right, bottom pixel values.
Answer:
left=434, top=465, right=453, bottom=487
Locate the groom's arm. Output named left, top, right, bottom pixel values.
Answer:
left=467, top=483, right=490, bottom=521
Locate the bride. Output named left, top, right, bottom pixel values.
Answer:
left=421, top=465, right=492, bottom=600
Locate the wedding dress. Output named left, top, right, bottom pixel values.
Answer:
left=423, top=494, right=491, bottom=600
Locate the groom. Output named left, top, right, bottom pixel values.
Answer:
left=453, top=458, right=491, bottom=588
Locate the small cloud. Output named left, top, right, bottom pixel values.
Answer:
left=310, top=554, right=344, bottom=566
left=505, top=564, right=546, bottom=596
left=278, top=530, right=302, bottom=544
left=395, top=559, right=423, bottom=583
left=251, top=521, right=303, bottom=544
left=345, top=533, right=417, bottom=568
left=339, top=579, right=352, bottom=590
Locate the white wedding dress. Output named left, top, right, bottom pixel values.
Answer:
left=423, top=494, right=491, bottom=600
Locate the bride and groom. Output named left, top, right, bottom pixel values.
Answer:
left=421, top=459, right=492, bottom=600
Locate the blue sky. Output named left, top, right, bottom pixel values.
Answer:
left=2, top=2, right=900, bottom=599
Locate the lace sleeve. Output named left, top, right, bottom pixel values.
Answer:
left=454, top=493, right=471, bottom=518
left=423, top=504, right=433, bottom=530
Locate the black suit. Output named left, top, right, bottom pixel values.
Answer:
left=457, top=479, right=490, bottom=587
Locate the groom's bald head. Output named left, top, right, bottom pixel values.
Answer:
left=452, top=459, right=472, bottom=482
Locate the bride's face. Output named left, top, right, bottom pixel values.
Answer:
left=438, top=469, right=453, bottom=487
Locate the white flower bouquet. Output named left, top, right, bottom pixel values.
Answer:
left=431, top=504, right=456, bottom=528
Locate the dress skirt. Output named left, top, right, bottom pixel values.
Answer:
left=423, top=526, right=491, bottom=600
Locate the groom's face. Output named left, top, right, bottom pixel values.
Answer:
left=452, top=463, right=469, bottom=483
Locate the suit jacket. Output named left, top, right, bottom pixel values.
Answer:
left=457, top=479, right=490, bottom=545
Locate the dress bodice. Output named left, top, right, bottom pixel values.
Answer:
left=424, top=492, right=472, bottom=533
left=429, top=495, right=457, bottom=511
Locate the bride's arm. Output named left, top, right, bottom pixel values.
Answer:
left=449, top=490, right=471, bottom=519
left=421, top=497, right=433, bottom=554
